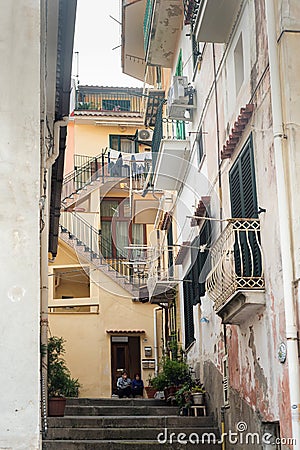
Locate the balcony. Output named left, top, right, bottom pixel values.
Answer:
left=193, top=0, right=242, bottom=43
left=75, top=86, right=144, bottom=115
left=147, top=245, right=177, bottom=303
left=152, top=116, right=190, bottom=191
left=144, top=0, right=183, bottom=67
left=206, top=219, right=265, bottom=324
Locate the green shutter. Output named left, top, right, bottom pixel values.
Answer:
left=183, top=272, right=195, bottom=348
left=229, top=135, right=262, bottom=277
left=229, top=135, right=258, bottom=219
left=175, top=50, right=186, bottom=140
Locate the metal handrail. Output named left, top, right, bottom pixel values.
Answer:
left=62, top=152, right=152, bottom=202
left=59, top=212, right=148, bottom=287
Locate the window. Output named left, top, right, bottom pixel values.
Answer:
left=234, top=33, right=244, bottom=95
left=183, top=221, right=210, bottom=349
left=183, top=271, right=195, bottom=349
left=100, top=198, right=145, bottom=258
left=196, top=127, right=204, bottom=165
left=102, top=99, right=130, bottom=112
left=175, top=49, right=186, bottom=140
left=229, top=136, right=262, bottom=277
left=109, top=135, right=137, bottom=153
left=229, top=135, right=257, bottom=219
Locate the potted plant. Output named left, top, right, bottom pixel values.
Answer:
left=175, top=382, right=193, bottom=416
left=149, top=356, right=191, bottom=402
left=145, top=375, right=158, bottom=399
left=191, top=384, right=206, bottom=405
left=47, top=336, right=80, bottom=416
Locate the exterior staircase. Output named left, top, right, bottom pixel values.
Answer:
left=43, top=398, right=221, bottom=449
left=59, top=212, right=147, bottom=298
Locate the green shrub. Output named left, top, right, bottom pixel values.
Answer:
left=48, top=336, right=80, bottom=398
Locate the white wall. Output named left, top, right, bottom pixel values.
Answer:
left=0, top=1, right=41, bottom=448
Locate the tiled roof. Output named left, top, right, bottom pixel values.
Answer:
left=74, top=110, right=143, bottom=118
left=106, top=330, right=146, bottom=334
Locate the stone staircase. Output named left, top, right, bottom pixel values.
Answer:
left=43, top=398, right=222, bottom=449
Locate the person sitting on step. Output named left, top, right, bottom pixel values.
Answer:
left=117, top=370, right=132, bottom=398
left=131, top=373, right=144, bottom=397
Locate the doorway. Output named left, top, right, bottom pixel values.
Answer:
left=111, top=336, right=141, bottom=394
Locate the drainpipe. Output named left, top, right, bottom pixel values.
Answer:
left=153, top=307, right=161, bottom=376
left=41, top=117, right=68, bottom=413
left=265, top=1, right=300, bottom=446
left=46, top=116, right=69, bottom=169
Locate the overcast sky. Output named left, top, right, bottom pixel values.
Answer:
left=72, top=0, right=143, bottom=87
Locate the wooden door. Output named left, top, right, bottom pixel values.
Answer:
left=111, top=336, right=141, bottom=394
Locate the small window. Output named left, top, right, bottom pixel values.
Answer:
left=196, top=127, right=204, bottom=165
left=234, top=33, right=244, bottom=95
left=102, top=99, right=130, bottom=112
left=53, top=267, right=90, bottom=300
left=109, top=135, right=137, bottom=153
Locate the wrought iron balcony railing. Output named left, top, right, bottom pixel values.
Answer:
left=62, top=152, right=152, bottom=202
left=75, top=88, right=144, bottom=114
left=183, top=0, right=201, bottom=27
left=206, top=219, right=264, bottom=312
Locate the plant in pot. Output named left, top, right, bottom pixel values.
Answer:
left=145, top=374, right=157, bottom=399
left=47, top=336, right=80, bottom=416
left=175, top=382, right=193, bottom=416
left=191, top=383, right=206, bottom=406
left=161, top=356, right=191, bottom=400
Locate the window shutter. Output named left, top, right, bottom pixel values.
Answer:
left=183, top=272, right=195, bottom=348
left=229, top=136, right=262, bottom=277
left=229, top=136, right=258, bottom=219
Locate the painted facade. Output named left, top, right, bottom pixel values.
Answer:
left=121, top=0, right=300, bottom=447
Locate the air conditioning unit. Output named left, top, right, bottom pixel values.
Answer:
left=169, top=76, right=189, bottom=105
left=138, top=129, right=153, bottom=142
left=167, top=76, right=196, bottom=121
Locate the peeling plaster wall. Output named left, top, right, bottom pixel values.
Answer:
left=0, top=1, right=41, bottom=449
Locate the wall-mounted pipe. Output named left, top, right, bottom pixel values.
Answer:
left=265, top=0, right=300, bottom=447
left=46, top=116, right=69, bottom=169
left=153, top=307, right=162, bottom=376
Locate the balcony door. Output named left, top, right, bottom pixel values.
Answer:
left=229, top=135, right=262, bottom=277
left=100, top=198, right=145, bottom=259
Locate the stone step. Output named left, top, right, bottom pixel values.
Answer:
left=48, top=415, right=214, bottom=429
left=47, top=426, right=220, bottom=441
left=67, top=398, right=166, bottom=407
left=64, top=405, right=179, bottom=416
left=43, top=439, right=222, bottom=449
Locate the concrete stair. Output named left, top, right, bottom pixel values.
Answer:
left=43, top=398, right=222, bottom=449
left=59, top=229, right=139, bottom=298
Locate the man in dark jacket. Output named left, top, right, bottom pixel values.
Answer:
left=117, top=370, right=132, bottom=398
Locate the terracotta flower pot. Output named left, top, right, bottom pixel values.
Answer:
left=48, top=397, right=67, bottom=416
left=145, top=386, right=157, bottom=399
